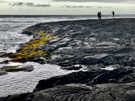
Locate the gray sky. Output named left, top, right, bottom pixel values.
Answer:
left=0, top=0, right=135, bottom=15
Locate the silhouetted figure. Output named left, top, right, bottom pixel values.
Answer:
left=112, top=11, right=115, bottom=17
left=97, top=11, right=102, bottom=20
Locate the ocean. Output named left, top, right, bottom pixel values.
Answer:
left=0, top=15, right=89, bottom=97
left=0, top=14, right=135, bottom=53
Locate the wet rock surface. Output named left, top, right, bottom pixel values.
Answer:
left=22, top=19, right=135, bottom=69
left=1, top=82, right=135, bottom=101
left=28, top=83, right=135, bottom=101
left=34, top=67, right=135, bottom=92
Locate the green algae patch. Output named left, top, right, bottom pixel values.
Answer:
left=7, top=31, right=56, bottom=62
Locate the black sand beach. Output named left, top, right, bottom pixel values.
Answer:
left=1, top=18, right=135, bottom=101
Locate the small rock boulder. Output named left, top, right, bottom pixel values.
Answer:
left=0, top=70, right=7, bottom=76
left=1, top=65, right=34, bottom=72
left=18, top=65, right=34, bottom=72
left=0, top=52, right=7, bottom=57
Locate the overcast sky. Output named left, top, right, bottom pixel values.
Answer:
left=0, top=0, right=134, bottom=15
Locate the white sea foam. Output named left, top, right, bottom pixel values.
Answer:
left=0, top=62, right=73, bottom=97
left=0, top=16, right=92, bottom=97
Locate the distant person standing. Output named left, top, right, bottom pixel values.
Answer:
left=97, top=11, right=102, bottom=20
left=112, top=11, right=115, bottom=17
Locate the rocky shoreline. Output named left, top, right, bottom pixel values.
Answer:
left=1, top=67, right=135, bottom=101
left=22, top=18, right=135, bottom=68
left=1, top=18, right=135, bottom=101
